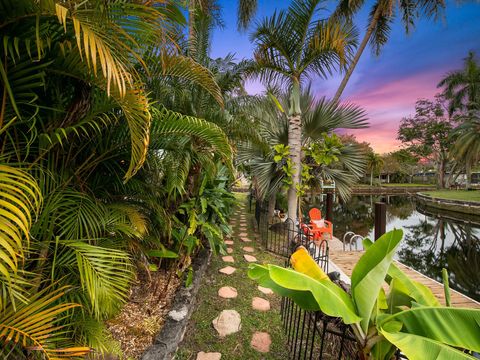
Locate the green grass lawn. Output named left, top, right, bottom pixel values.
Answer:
left=381, top=183, right=435, bottom=187
left=422, top=190, right=480, bottom=202
left=176, top=193, right=288, bottom=359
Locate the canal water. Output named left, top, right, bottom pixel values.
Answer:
left=309, top=195, right=480, bottom=302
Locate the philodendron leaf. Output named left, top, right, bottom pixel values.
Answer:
left=248, top=264, right=361, bottom=324
left=351, top=229, right=403, bottom=333
left=381, top=307, right=480, bottom=353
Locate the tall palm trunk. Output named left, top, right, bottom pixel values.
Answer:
left=267, top=192, right=276, bottom=221
left=287, top=80, right=302, bottom=224
left=332, top=5, right=383, bottom=102
left=465, top=159, right=472, bottom=189
left=370, top=170, right=373, bottom=186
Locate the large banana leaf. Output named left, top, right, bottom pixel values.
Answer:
left=381, top=327, right=476, bottom=360
left=363, top=238, right=440, bottom=307
left=380, top=307, right=480, bottom=352
left=248, top=264, right=361, bottom=324
left=0, top=165, right=41, bottom=280
left=351, top=229, right=403, bottom=332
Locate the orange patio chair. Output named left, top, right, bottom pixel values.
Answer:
left=307, top=207, right=333, bottom=241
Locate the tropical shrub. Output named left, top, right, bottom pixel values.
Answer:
left=249, top=229, right=480, bottom=359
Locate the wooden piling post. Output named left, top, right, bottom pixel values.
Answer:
left=326, top=193, right=333, bottom=222
left=374, top=202, right=386, bottom=240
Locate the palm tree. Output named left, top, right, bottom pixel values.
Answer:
left=238, top=89, right=368, bottom=212
left=251, top=0, right=357, bottom=223
left=451, top=113, right=480, bottom=188
left=438, top=51, right=480, bottom=115
left=332, top=0, right=445, bottom=102
left=367, top=152, right=384, bottom=186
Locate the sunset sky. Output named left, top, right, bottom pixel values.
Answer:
left=210, top=0, right=480, bottom=153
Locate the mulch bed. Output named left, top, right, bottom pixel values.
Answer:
left=105, top=270, right=181, bottom=359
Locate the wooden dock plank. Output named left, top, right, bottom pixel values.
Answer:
left=329, top=237, right=480, bottom=309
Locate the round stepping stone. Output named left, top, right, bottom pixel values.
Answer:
left=244, top=254, right=257, bottom=262
left=241, top=237, right=252, bottom=243
left=251, top=332, right=271, bottom=353
left=226, top=248, right=234, bottom=254
left=252, top=297, right=270, bottom=311
left=224, top=240, right=234, bottom=245
left=258, top=286, right=274, bottom=295
left=222, top=256, right=234, bottom=263
left=238, top=232, right=248, bottom=237
left=219, top=266, right=236, bottom=275
left=242, top=246, right=254, bottom=253
left=218, top=286, right=238, bottom=299
left=197, top=352, right=221, bottom=360
left=212, top=310, right=241, bottom=337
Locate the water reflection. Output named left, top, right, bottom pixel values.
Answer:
left=307, top=195, right=480, bottom=301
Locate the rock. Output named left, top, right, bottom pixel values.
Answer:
left=222, top=256, right=234, bottom=263
left=258, top=286, right=274, bottom=295
left=196, top=352, right=222, bottom=360
left=219, top=266, right=236, bottom=275
left=168, top=305, right=188, bottom=321
left=243, top=254, right=257, bottom=262
left=250, top=332, right=271, bottom=353
left=218, top=286, right=238, bottom=299
left=241, top=237, right=252, bottom=243
left=212, top=310, right=241, bottom=337
left=242, top=246, right=254, bottom=253
left=239, top=232, right=248, bottom=237
left=252, top=297, right=270, bottom=311
left=224, top=240, right=234, bottom=245
left=226, top=248, right=234, bottom=254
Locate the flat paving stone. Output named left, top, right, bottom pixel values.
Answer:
left=196, top=352, right=222, bottom=360
left=252, top=297, right=270, bottom=311
left=224, top=240, right=234, bottom=245
left=218, top=286, right=238, bottom=299
left=258, top=286, right=274, bottom=295
left=212, top=310, right=241, bottom=337
left=244, top=254, right=257, bottom=262
left=251, top=332, right=271, bottom=353
left=238, top=232, right=248, bottom=237
left=226, top=247, right=234, bottom=254
left=219, top=266, right=236, bottom=275
left=241, top=237, right=252, bottom=243
left=242, top=246, right=254, bottom=253
left=222, top=256, right=234, bottom=263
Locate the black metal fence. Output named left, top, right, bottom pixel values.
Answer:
left=251, top=199, right=406, bottom=360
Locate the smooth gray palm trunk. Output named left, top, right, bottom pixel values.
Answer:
left=287, top=113, right=302, bottom=224
left=332, top=5, right=383, bottom=102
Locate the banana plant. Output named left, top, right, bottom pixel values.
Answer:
left=248, top=229, right=480, bottom=359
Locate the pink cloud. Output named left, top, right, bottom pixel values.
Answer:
left=341, top=70, right=447, bottom=153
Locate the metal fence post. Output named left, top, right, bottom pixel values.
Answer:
left=374, top=202, right=386, bottom=240
left=326, top=192, right=333, bottom=222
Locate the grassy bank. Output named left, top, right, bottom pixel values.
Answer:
left=422, top=190, right=480, bottom=202
left=176, top=193, right=288, bottom=359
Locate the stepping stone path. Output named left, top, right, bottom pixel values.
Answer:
left=196, top=352, right=222, bottom=360
left=222, top=256, right=234, bottom=263
left=252, top=297, right=270, bottom=311
left=242, top=246, right=254, bottom=253
left=226, top=248, right=233, bottom=254
left=212, top=310, right=241, bottom=337
left=224, top=240, right=234, bottom=245
left=244, top=254, right=257, bottom=262
left=219, top=266, right=236, bottom=275
left=218, top=286, right=238, bottom=299
left=258, top=286, right=274, bottom=295
left=251, top=332, right=272, bottom=353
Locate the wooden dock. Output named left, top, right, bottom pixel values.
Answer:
left=328, top=237, right=480, bottom=309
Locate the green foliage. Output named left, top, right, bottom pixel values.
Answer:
left=249, top=229, right=480, bottom=359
